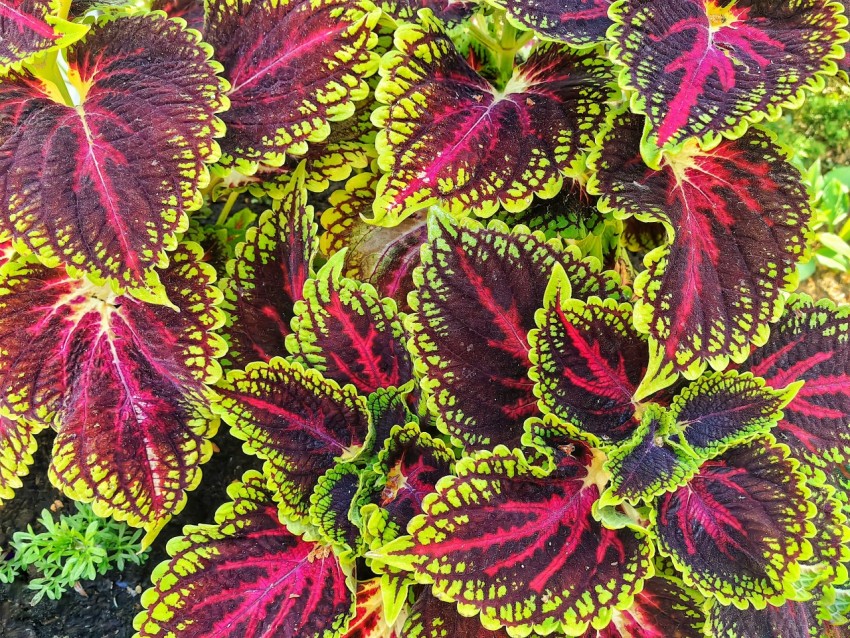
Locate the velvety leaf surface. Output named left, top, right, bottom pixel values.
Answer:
left=741, top=295, right=850, bottom=472
left=136, top=471, right=355, bottom=638
left=310, top=462, right=363, bottom=554
left=341, top=578, right=401, bottom=638
left=372, top=12, right=616, bottom=223
left=491, top=0, right=612, bottom=48
left=666, top=371, right=799, bottom=458
left=321, top=171, right=426, bottom=313
left=705, top=598, right=826, bottom=638
left=609, top=0, right=849, bottom=154
left=204, top=0, right=380, bottom=170
left=0, top=14, right=226, bottom=290
left=372, top=448, right=653, bottom=636
left=0, top=0, right=88, bottom=71
left=530, top=268, right=647, bottom=447
left=652, top=440, right=814, bottom=606
left=409, top=214, right=608, bottom=450
left=403, top=589, right=512, bottom=638
left=0, top=415, right=45, bottom=503
left=220, top=168, right=317, bottom=369
left=601, top=406, right=700, bottom=507
left=286, top=252, right=412, bottom=395
left=217, top=358, right=372, bottom=520
left=592, top=110, right=809, bottom=383
left=580, top=571, right=705, bottom=637
left=361, top=422, right=454, bottom=548
left=0, top=243, right=225, bottom=532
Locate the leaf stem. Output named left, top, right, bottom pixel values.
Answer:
left=216, top=191, right=239, bottom=226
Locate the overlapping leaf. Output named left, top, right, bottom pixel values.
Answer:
left=372, top=12, right=617, bottom=223
left=530, top=266, right=646, bottom=447
left=0, top=415, right=45, bottom=503
left=367, top=383, right=417, bottom=447
left=341, top=578, right=402, bottom=638
left=380, top=0, right=475, bottom=24
left=151, top=0, right=204, bottom=31
left=286, top=252, right=412, bottom=395
left=489, top=0, right=612, bottom=48
left=135, top=471, right=356, bottom=638
left=217, top=358, right=372, bottom=520
left=601, top=406, right=701, bottom=507
left=608, top=0, right=849, bottom=157
left=205, top=0, right=380, bottom=171
left=220, top=167, right=317, bottom=369
left=0, top=0, right=88, bottom=72
left=0, top=242, right=225, bottom=533
left=601, top=371, right=798, bottom=507
left=0, top=14, right=226, bottom=291
left=310, top=463, right=363, bottom=554
left=371, top=447, right=654, bottom=637
left=705, top=598, right=830, bottom=638
left=592, top=110, right=809, bottom=390
left=800, top=484, right=850, bottom=590
left=321, top=171, right=426, bottom=312
left=741, top=295, right=850, bottom=473
left=580, top=570, right=705, bottom=637
left=360, top=422, right=454, bottom=548
left=409, top=213, right=615, bottom=450
left=403, top=589, right=512, bottom=638
left=652, top=439, right=814, bottom=606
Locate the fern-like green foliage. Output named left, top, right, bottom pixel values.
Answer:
left=0, top=503, right=148, bottom=604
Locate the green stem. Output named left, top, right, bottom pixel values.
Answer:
left=26, top=50, right=74, bottom=106
left=216, top=191, right=239, bottom=226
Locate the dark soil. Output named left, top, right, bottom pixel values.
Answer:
left=0, top=429, right=262, bottom=638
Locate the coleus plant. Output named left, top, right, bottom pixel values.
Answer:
left=0, top=0, right=848, bottom=636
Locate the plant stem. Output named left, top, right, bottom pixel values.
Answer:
left=216, top=191, right=239, bottom=226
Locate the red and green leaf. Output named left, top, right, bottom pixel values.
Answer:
left=402, top=589, right=512, bottom=638
left=371, top=447, right=654, bottom=636
left=600, top=406, right=701, bottom=508
left=409, top=213, right=610, bottom=450
left=320, top=171, right=427, bottom=313
left=0, top=14, right=226, bottom=291
left=216, top=358, right=372, bottom=521
left=705, top=598, right=829, bottom=638
left=489, top=0, right=612, bottom=48
left=372, top=12, right=617, bottom=223
left=0, top=0, right=88, bottom=72
left=741, top=295, right=850, bottom=474
left=529, top=266, right=648, bottom=447
left=0, top=243, right=225, bottom=534
left=591, top=110, right=810, bottom=392
left=135, top=471, right=356, bottom=638
left=800, top=483, right=850, bottom=590
left=581, top=569, right=706, bottom=637
left=151, top=0, right=204, bottom=31
left=0, top=415, right=46, bottom=503
left=608, top=0, right=850, bottom=157
left=204, top=0, right=380, bottom=171
left=361, top=422, right=455, bottom=549
left=310, top=462, right=364, bottom=555
left=367, top=383, right=418, bottom=448
left=286, top=251, right=413, bottom=395
left=380, top=0, right=475, bottom=24
left=665, top=371, right=800, bottom=458
left=220, top=166, right=317, bottom=369
left=341, top=578, right=403, bottom=638
left=652, top=439, right=815, bottom=606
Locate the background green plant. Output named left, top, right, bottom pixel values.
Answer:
left=0, top=503, right=148, bottom=604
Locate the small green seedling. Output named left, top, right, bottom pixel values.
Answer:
left=0, top=502, right=148, bottom=604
